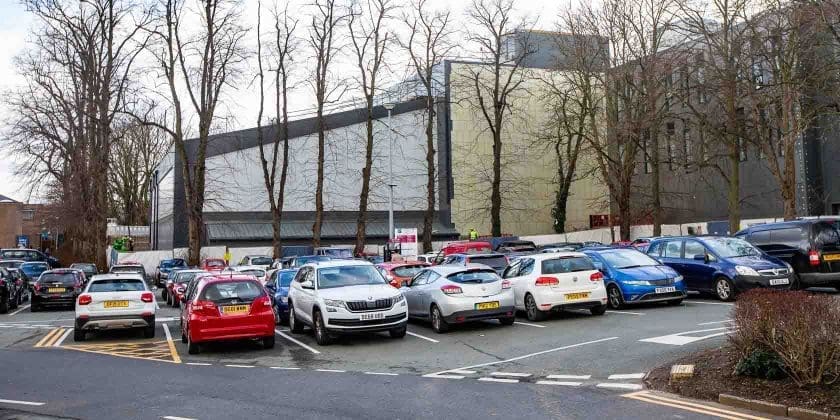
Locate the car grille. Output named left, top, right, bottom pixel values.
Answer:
left=648, top=278, right=674, bottom=286
left=639, top=291, right=684, bottom=301
left=757, top=268, right=790, bottom=276
left=346, top=299, right=393, bottom=312
left=329, top=314, right=406, bottom=327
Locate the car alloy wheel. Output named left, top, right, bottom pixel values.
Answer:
left=431, top=305, right=449, bottom=333
left=525, top=294, right=547, bottom=321
left=314, top=312, right=331, bottom=345
left=715, top=277, right=733, bottom=301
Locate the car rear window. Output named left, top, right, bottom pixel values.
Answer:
left=40, top=273, right=78, bottom=284
left=0, top=250, right=41, bottom=261
left=392, top=265, right=426, bottom=278
left=278, top=271, right=296, bottom=287
left=468, top=255, right=508, bottom=269
left=205, top=260, right=225, bottom=268
left=89, top=279, right=146, bottom=292
left=541, top=257, right=595, bottom=274
left=0, top=261, right=22, bottom=269
left=250, top=257, right=273, bottom=266
left=112, top=266, right=144, bottom=273
left=447, top=270, right=499, bottom=284
left=200, top=281, right=264, bottom=303
left=813, top=222, right=840, bottom=249
left=239, top=269, right=265, bottom=278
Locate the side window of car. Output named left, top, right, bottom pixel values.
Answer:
left=748, top=230, right=771, bottom=245
left=684, top=241, right=706, bottom=260
left=663, top=241, right=682, bottom=258
left=294, top=268, right=308, bottom=283
left=771, top=227, right=804, bottom=245
left=647, top=241, right=663, bottom=257
left=410, top=271, right=428, bottom=286
left=502, top=260, right=521, bottom=278
left=427, top=272, right=441, bottom=284
left=519, top=258, right=535, bottom=276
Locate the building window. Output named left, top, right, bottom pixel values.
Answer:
left=683, top=127, right=691, bottom=168
left=666, top=123, right=676, bottom=170
left=21, top=209, right=34, bottom=221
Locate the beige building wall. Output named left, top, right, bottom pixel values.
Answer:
left=447, top=62, right=607, bottom=237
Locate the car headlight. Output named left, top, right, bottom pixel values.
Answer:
left=783, top=262, right=793, bottom=272
left=280, top=296, right=288, bottom=304
left=392, top=294, right=405, bottom=303
left=323, top=299, right=345, bottom=308
left=735, top=266, right=759, bottom=276
left=673, top=275, right=684, bottom=282
left=624, top=280, right=651, bottom=286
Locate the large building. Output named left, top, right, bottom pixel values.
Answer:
left=0, top=195, right=62, bottom=251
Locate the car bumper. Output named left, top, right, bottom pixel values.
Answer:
left=734, top=274, right=793, bottom=291
left=797, top=271, right=840, bottom=286
left=33, top=293, right=78, bottom=306
left=324, top=306, right=409, bottom=333
left=190, top=318, right=275, bottom=343
left=618, top=283, right=687, bottom=304
left=76, top=314, right=155, bottom=330
left=532, top=286, right=608, bottom=311
left=443, top=306, right=515, bottom=323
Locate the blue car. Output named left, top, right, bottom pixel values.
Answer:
left=155, top=258, right=188, bottom=287
left=266, top=269, right=298, bottom=324
left=19, top=261, right=50, bottom=281
left=583, top=247, right=687, bottom=309
left=646, top=236, right=794, bottom=301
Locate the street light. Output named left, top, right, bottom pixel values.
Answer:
left=383, top=102, right=396, bottom=242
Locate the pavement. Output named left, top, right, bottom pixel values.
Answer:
left=0, top=288, right=834, bottom=419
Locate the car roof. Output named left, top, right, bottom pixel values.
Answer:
left=45, top=268, right=80, bottom=273
left=1, top=259, right=26, bottom=263
left=233, top=265, right=266, bottom=271
left=89, top=273, right=145, bottom=282
left=311, top=259, right=373, bottom=269
left=112, top=264, right=144, bottom=268
left=427, top=264, right=497, bottom=276
left=246, top=255, right=271, bottom=258
left=198, top=274, right=261, bottom=284
left=21, top=261, right=48, bottom=265
left=517, top=251, right=588, bottom=260
left=449, top=252, right=506, bottom=257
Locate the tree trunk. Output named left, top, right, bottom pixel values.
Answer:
left=423, top=95, right=436, bottom=253
left=490, top=130, right=502, bottom=237
left=651, top=131, right=662, bottom=237
left=272, top=207, right=282, bottom=258
left=727, top=142, right=741, bottom=235
left=354, top=112, right=375, bottom=256
left=187, top=206, right=203, bottom=265
left=313, top=115, right=325, bottom=248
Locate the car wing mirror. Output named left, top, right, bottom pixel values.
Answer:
left=301, top=280, right=315, bottom=290
left=693, top=254, right=707, bottom=262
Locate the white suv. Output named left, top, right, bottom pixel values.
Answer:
left=288, top=260, right=408, bottom=345
left=74, top=273, right=157, bottom=342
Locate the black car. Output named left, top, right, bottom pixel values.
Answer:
left=735, top=219, right=840, bottom=290
left=69, top=263, right=98, bottom=282
left=494, top=240, right=537, bottom=254
left=31, top=269, right=84, bottom=311
left=0, top=248, right=60, bottom=268
left=0, top=267, right=26, bottom=313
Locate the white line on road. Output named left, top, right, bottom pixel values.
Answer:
left=606, top=310, right=645, bottom=316
left=0, top=398, right=45, bottom=406
left=422, top=374, right=464, bottom=379
left=315, top=369, right=346, bottom=373
left=639, top=327, right=733, bottom=346
left=406, top=331, right=439, bottom=343
left=596, top=383, right=644, bottom=391
left=432, top=336, right=619, bottom=375
left=364, top=372, right=399, bottom=376
left=186, top=363, right=212, bottom=366
left=0, top=318, right=72, bottom=324
left=225, top=365, right=255, bottom=368
left=608, top=373, right=645, bottom=380
left=546, top=374, right=591, bottom=380
left=275, top=329, right=321, bottom=354
left=162, top=323, right=174, bottom=341
left=478, top=377, right=519, bottom=383
left=536, top=381, right=582, bottom=386
left=513, top=321, right=546, bottom=328
left=156, top=317, right=177, bottom=323
left=697, top=319, right=733, bottom=325
left=449, top=370, right=476, bottom=375
left=52, top=328, right=71, bottom=347
left=9, top=305, right=30, bottom=316
left=684, top=301, right=734, bottom=306
left=162, top=416, right=197, bottom=420
left=155, top=299, right=160, bottom=309
left=490, top=372, right=531, bottom=378
left=269, top=367, right=300, bottom=370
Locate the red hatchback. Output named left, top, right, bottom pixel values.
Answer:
left=180, top=275, right=276, bottom=354
left=200, top=258, right=227, bottom=273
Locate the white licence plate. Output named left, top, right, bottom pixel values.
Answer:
left=360, top=312, right=385, bottom=321
left=769, top=278, right=789, bottom=286
left=655, top=286, right=677, bottom=294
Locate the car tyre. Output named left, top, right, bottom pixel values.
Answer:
left=524, top=294, right=547, bottom=322
left=263, top=335, right=275, bottom=349
left=607, top=285, right=624, bottom=309
left=73, top=329, right=85, bottom=342
left=10, top=292, right=18, bottom=310
left=181, top=332, right=187, bottom=344
left=143, top=324, right=155, bottom=339
left=667, top=298, right=683, bottom=306
left=289, top=302, right=304, bottom=334
left=714, top=277, right=736, bottom=302
left=0, top=293, right=8, bottom=314
left=161, top=288, right=168, bottom=302
left=590, top=304, right=607, bottom=316
left=430, top=305, right=450, bottom=333
left=313, top=311, right=332, bottom=346
left=30, top=301, right=39, bottom=312
left=499, top=316, right=515, bottom=326
left=187, top=333, right=200, bottom=355
left=389, top=325, right=407, bottom=338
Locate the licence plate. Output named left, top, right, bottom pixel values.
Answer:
left=823, top=254, right=840, bottom=261
left=47, top=288, right=65, bottom=293
left=769, top=278, right=789, bottom=286
left=360, top=312, right=385, bottom=321
left=565, top=292, right=590, bottom=301
left=655, top=286, right=677, bottom=294
left=104, top=300, right=129, bottom=309
left=221, top=305, right=250, bottom=315
left=475, top=301, right=500, bottom=310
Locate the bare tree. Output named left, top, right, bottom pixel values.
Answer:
left=349, top=0, right=395, bottom=255
left=402, top=0, right=455, bottom=252
left=109, top=124, right=171, bottom=225
left=256, top=1, right=297, bottom=258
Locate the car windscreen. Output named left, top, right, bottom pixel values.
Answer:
left=200, top=281, right=264, bottom=303
left=704, top=238, right=761, bottom=258
left=813, top=222, right=840, bottom=250
left=322, top=249, right=352, bottom=258
left=317, top=265, right=385, bottom=289
left=204, top=260, right=225, bottom=268
left=21, top=263, right=48, bottom=273
left=0, top=250, right=42, bottom=261
left=89, top=279, right=145, bottom=292
left=278, top=271, right=296, bottom=287
left=0, top=261, right=22, bottom=269
left=239, top=269, right=265, bottom=278
left=392, top=265, right=426, bottom=278
left=447, top=270, right=499, bottom=284
left=467, top=255, right=508, bottom=269
left=542, top=256, right=595, bottom=274
left=112, top=266, right=143, bottom=273
left=599, top=249, right=659, bottom=269
left=175, top=272, right=202, bottom=284
left=71, top=264, right=96, bottom=271
left=250, top=257, right=273, bottom=266
left=160, top=260, right=185, bottom=269
left=39, top=272, right=78, bottom=285
left=298, top=256, right=331, bottom=265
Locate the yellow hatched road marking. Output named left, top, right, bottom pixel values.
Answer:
left=63, top=339, right=181, bottom=364
left=623, top=391, right=770, bottom=420
left=34, top=328, right=64, bottom=348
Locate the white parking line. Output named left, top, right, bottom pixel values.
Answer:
left=684, top=301, right=733, bottom=306
left=536, top=381, right=582, bottom=386
left=490, top=372, right=531, bottom=378
left=275, top=329, right=321, bottom=354
left=225, top=365, right=255, bottom=368
left=9, top=305, right=30, bottom=316
left=546, top=374, right=591, bottom=380
left=596, top=383, right=644, bottom=391
left=269, top=367, right=300, bottom=370
left=162, top=323, right=174, bottom=341
left=639, top=327, right=733, bottom=346
left=186, top=363, right=212, bottom=366
left=432, top=336, right=619, bottom=375
left=0, top=398, right=45, bottom=406
left=316, top=369, right=345, bottom=373
left=478, top=377, right=519, bottom=384
left=364, top=372, right=399, bottom=376
left=449, top=369, right=476, bottom=374
left=52, top=328, right=71, bottom=347
left=697, top=319, right=733, bottom=325
left=422, top=374, right=464, bottom=379
left=608, top=373, right=645, bottom=380
left=513, top=321, right=546, bottom=328
left=406, top=331, right=439, bottom=343
left=162, top=416, right=197, bottom=420
left=606, top=310, right=645, bottom=316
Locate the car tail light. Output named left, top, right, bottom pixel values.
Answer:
left=176, top=286, right=185, bottom=293
left=809, top=250, right=820, bottom=266
left=389, top=280, right=399, bottom=288
left=590, top=272, right=604, bottom=282
left=78, top=295, right=92, bottom=305
left=140, top=292, right=154, bottom=303
left=194, top=300, right=218, bottom=315
left=535, top=276, right=559, bottom=287
left=441, top=285, right=463, bottom=294
left=501, top=280, right=511, bottom=289
left=33, top=283, right=41, bottom=292
left=252, top=295, right=270, bottom=310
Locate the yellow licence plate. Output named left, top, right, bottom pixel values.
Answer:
left=221, top=305, right=250, bottom=315
left=47, top=288, right=65, bottom=293
left=823, top=254, right=840, bottom=261
left=104, top=300, right=129, bottom=308
left=565, top=292, right=591, bottom=301
left=475, top=301, right=500, bottom=310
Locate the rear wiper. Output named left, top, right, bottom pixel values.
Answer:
left=460, top=280, right=483, bottom=284
left=619, top=265, right=643, bottom=269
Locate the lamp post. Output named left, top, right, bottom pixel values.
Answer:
left=383, top=102, right=396, bottom=242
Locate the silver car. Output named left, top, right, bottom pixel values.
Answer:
left=401, top=265, right=515, bottom=333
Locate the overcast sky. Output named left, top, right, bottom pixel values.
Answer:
left=0, top=0, right=568, bottom=203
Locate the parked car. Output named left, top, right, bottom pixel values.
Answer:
left=582, top=247, right=686, bottom=309
left=502, top=252, right=608, bottom=321
left=238, top=255, right=274, bottom=270
left=287, top=255, right=331, bottom=269
left=265, top=268, right=298, bottom=324
left=20, top=262, right=50, bottom=283
left=441, top=253, right=509, bottom=276
left=646, top=236, right=793, bottom=301
left=109, top=263, right=148, bottom=282
left=735, top=220, right=840, bottom=291
left=494, top=239, right=537, bottom=253
left=0, top=267, right=26, bottom=313
left=155, top=258, right=188, bottom=287
left=0, top=260, right=24, bottom=270
left=433, top=241, right=493, bottom=264
left=314, top=247, right=353, bottom=259
left=415, top=253, right=438, bottom=264
left=402, top=265, right=515, bottom=333
left=31, top=268, right=85, bottom=311
left=180, top=275, right=276, bottom=354
left=69, top=263, right=98, bottom=282
left=200, top=258, right=227, bottom=273
left=287, top=260, right=407, bottom=345
left=363, top=255, right=385, bottom=265
left=376, top=262, right=430, bottom=288
left=165, top=269, right=210, bottom=307
left=0, top=248, right=59, bottom=268
left=539, top=242, right=584, bottom=251
left=225, top=265, right=268, bottom=284
left=73, top=273, right=156, bottom=341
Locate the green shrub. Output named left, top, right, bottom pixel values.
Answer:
left=734, top=348, right=787, bottom=380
